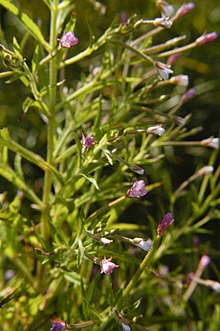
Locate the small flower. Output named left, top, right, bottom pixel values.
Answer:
left=50, top=318, right=66, bottom=331
left=147, top=124, right=165, bottom=136
left=197, top=166, right=214, bottom=176
left=198, top=255, right=211, bottom=270
left=100, top=237, right=113, bottom=245
left=195, top=32, right=217, bottom=46
left=157, top=212, right=174, bottom=236
left=155, top=61, right=173, bottom=80
left=82, top=132, right=95, bottom=150
left=170, top=75, right=189, bottom=86
left=156, top=0, right=174, bottom=18
left=132, top=238, right=153, bottom=251
left=127, top=180, right=148, bottom=198
left=59, top=31, right=79, bottom=48
left=153, top=17, right=173, bottom=29
left=180, top=87, right=196, bottom=104
left=100, top=256, right=118, bottom=275
left=201, top=137, right=219, bottom=149
left=175, top=2, right=195, bottom=19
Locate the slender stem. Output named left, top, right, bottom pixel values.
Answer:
left=40, top=0, right=59, bottom=241
left=116, top=235, right=161, bottom=310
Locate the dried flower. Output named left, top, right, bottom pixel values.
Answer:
left=195, top=32, right=218, bottom=46
left=153, top=17, right=173, bottom=29
left=147, top=124, right=165, bottom=136
left=132, top=238, right=153, bottom=251
left=198, top=255, right=211, bottom=270
left=156, top=0, right=174, bottom=18
left=59, top=31, right=79, bottom=48
left=100, top=256, right=118, bottom=275
left=175, top=2, right=195, bottom=19
left=170, top=75, right=189, bottom=86
left=181, top=87, right=196, bottom=103
left=201, top=137, right=219, bottom=149
left=127, top=180, right=148, bottom=198
left=155, top=61, right=173, bottom=80
left=82, top=132, right=95, bottom=150
left=197, top=166, right=214, bottom=176
left=50, top=318, right=66, bottom=331
left=157, top=212, right=174, bottom=236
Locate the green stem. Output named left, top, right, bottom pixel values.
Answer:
left=40, top=0, right=59, bottom=241
left=116, top=235, right=161, bottom=310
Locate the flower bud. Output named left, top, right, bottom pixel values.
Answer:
left=167, top=52, right=182, bottom=65
left=197, top=166, right=214, bottom=176
left=175, top=2, right=195, bottom=19
left=201, top=137, right=219, bottom=149
left=195, top=32, right=218, bottom=46
left=180, top=88, right=196, bottom=104
left=170, top=75, right=189, bottom=86
left=157, top=212, right=174, bottom=236
left=82, top=133, right=95, bottom=150
left=198, top=255, right=211, bottom=271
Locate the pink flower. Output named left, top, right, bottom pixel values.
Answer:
left=175, top=2, right=195, bottom=19
left=195, top=32, right=217, bottom=46
left=157, top=212, right=174, bottom=236
left=127, top=180, right=148, bottom=198
left=59, top=31, right=79, bottom=48
left=50, top=318, right=66, bottom=331
left=155, top=61, right=173, bottom=80
left=82, top=132, right=95, bottom=150
left=167, top=52, right=182, bottom=65
left=100, top=256, right=118, bottom=275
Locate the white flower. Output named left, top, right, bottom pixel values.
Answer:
left=132, top=238, right=153, bottom=251
left=147, top=124, right=165, bottom=136
left=201, top=137, right=219, bottom=149
left=155, top=61, right=173, bottom=80
left=100, top=237, right=113, bottom=245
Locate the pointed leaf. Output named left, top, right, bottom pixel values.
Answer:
left=0, top=0, right=50, bottom=51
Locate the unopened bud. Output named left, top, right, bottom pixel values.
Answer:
left=195, top=32, right=218, bottom=46
left=181, top=88, right=196, bottom=103
left=170, top=75, right=189, bottom=86
left=197, top=166, right=214, bottom=176
left=175, top=2, right=195, bottom=19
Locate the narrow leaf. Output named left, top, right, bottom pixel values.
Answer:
left=0, top=0, right=50, bottom=51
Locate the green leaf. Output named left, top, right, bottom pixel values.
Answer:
left=79, top=173, right=100, bottom=190
left=0, top=128, right=63, bottom=184
left=0, top=163, right=42, bottom=206
left=0, top=0, right=50, bottom=52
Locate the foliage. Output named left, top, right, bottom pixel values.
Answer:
left=0, top=1, right=220, bottom=330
